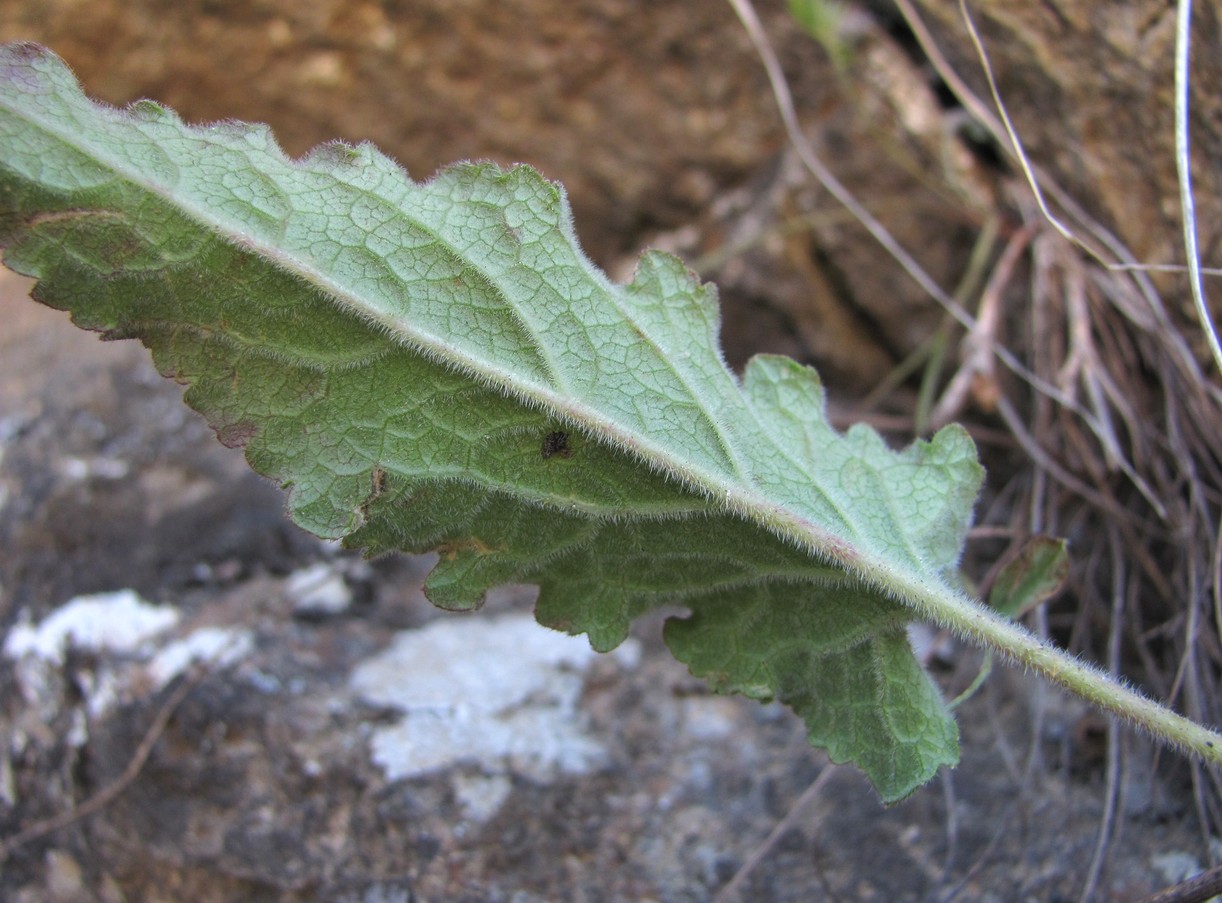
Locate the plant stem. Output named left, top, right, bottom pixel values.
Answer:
left=894, top=564, right=1222, bottom=767
left=743, top=480, right=1222, bottom=764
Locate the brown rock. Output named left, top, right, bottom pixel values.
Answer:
left=0, top=1, right=817, bottom=266
left=905, top=0, right=1222, bottom=295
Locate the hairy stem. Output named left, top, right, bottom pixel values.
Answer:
left=728, top=478, right=1222, bottom=766
left=900, top=566, right=1222, bottom=766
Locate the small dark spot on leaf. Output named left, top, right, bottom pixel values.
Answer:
left=541, top=430, right=572, bottom=460
left=361, top=467, right=387, bottom=519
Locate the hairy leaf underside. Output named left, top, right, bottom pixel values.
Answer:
left=0, top=43, right=983, bottom=801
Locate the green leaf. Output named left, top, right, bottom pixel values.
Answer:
left=0, top=43, right=982, bottom=802
left=989, top=536, right=1070, bottom=619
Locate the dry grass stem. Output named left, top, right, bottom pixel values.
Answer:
left=0, top=665, right=208, bottom=863
left=1174, top=0, right=1222, bottom=377
left=713, top=765, right=838, bottom=902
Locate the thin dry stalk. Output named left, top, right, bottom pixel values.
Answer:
left=930, top=223, right=1034, bottom=428
left=0, top=665, right=207, bottom=862
left=1135, top=863, right=1222, bottom=903
left=712, top=764, right=838, bottom=902
left=1076, top=526, right=1129, bottom=903
left=1174, top=0, right=1222, bottom=377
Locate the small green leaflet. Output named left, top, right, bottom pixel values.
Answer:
left=0, top=43, right=984, bottom=802
left=988, top=536, right=1069, bottom=619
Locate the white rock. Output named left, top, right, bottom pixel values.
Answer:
left=3, top=589, right=178, bottom=664
left=452, top=772, right=513, bottom=823
left=147, top=626, right=255, bottom=688
left=286, top=562, right=352, bottom=617
left=3, top=590, right=179, bottom=719
left=350, top=613, right=632, bottom=783
left=1151, top=850, right=1203, bottom=884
